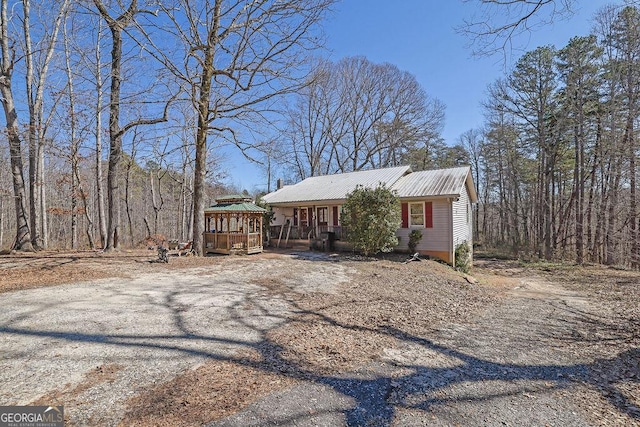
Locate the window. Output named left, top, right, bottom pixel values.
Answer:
left=402, top=202, right=432, bottom=228
left=317, top=207, right=328, bottom=225
left=409, top=202, right=424, bottom=227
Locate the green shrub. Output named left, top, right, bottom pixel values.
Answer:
left=341, top=184, right=401, bottom=256
left=408, top=229, right=422, bottom=253
left=455, top=241, right=472, bottom=273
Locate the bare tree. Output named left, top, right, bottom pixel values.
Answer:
left=93, top=0, right=137, bottom=251
left=92, top=17, right=108, bottom=248
left=143, top=0, right=334, bottom=254
left=279, top=56, right=445, bottom=180
left=459, top=0, right=576, bottom=58
left=281, top=59, right=343, bottom=179
left=459, top=128, right=484, bottom=241
left=22, top=0, right=71, bottom=249
left=93, top=0, right=170, bottom=251
left=0, top=0, right=33, bottom=251
left=61, top=15, right=80, bottom=249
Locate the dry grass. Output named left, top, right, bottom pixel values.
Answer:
left=32, top=364, right=123, bottom=426
left=118, top=359, right=296, bottom=427
left=0, top=249, right=263, bottom=293
left=265, top=258, right=502, bottom=375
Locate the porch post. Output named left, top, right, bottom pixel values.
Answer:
left=226, top=213, right=231, bottom=251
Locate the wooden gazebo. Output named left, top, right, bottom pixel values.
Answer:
left=203, top=195, right=267, bottom=255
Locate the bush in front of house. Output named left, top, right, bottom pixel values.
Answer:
left=341, top=184, right=401, bottom=256
left=455, top=241, right=472, bottom=273
left=408, top=229, right=423, bottom=253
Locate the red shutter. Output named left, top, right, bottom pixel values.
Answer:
left=332, top=206, right=339, bottom=226
left=401, top=203, right=408, bottom=228
left=425, top=202, right=433, bottom=228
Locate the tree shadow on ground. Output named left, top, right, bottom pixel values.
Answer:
left=0, top=275, right=638, bottom=426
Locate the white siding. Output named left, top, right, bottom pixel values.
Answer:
left=396, top=199, right=451, bottom=253
left=270, top=207, right=295, bottom=226
left=452, top=185, right=473, bottom=248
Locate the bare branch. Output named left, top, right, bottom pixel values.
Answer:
left=458, top=0, right=576, bottom=59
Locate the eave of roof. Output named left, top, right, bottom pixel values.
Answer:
left=261, top=165, right=411, bottom=204
left=391, top=166, right=476, bottom=201
left=204, top=202, right=266, bottom=213
left=262, top=166, right=478, bottom=205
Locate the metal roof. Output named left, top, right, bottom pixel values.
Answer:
left=204, top=202, right=266, bottom=213
left=262, top=165, right=477, bottom=205
left=261, top=165, right=412, bottom=204
left=216, top=194, right=250, bottom=202
left=392, top=166, right=477, bottom=202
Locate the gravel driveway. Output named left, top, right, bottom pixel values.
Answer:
left=0, top=251, right=638, bottom=426
left=0, top=255, right=349, bottom=425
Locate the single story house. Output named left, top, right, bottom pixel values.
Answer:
left=261, top=165, right=478, bottom=265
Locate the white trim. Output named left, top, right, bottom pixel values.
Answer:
left=316, top=206, right=328, bottom=225
left=408, top=202, right=425, bottom=228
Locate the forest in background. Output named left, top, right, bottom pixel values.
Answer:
left=0, top=1, right=638, bottom=269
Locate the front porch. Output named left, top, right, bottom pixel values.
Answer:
left=269, top=224, right=347, bottom=249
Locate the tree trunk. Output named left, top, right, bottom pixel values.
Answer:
left=22, top=0, right=42, bottom=250
left=192, top=0, right=221, bottom=256
left=39, top=145, right=47, bottom=248
left=0, top=196, right=4, bottom=248
left=104, top=24, right=124, bottom=251
left=192, top=110, right=209, bottom=255
left=22, top=0, right=69, bottom=249
left=76, top=166, right=95, bottom=250
left=124, top=146, right=135, bottom=247
left=149, top=170, right=164, bottom=235
left=574, top=123, right=584, bottom=265
left=543, top=148, right=553, bottom=261
left=95, top=22, right=107, bottom=249
left=0, top=0, right=33, bottom=251
left=629, top=121, right=638, bottom=268
left=586, top=115, right=601, bottom=262
left=93, top=0, right=138, bottom=251
left=605, top=157, right=621, bottom=265
left=0, top=89, right=33, bottom=251
left=179, top=168, right=187, bottom=241
left=71, top=159, right=78, bottom=249
left=64, top=19, right=78, bottom=249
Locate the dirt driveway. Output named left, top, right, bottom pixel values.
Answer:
left=0, top=251, right=638, bottom=426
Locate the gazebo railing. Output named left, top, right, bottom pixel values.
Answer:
left=247, top=233, right=261, bottom=248
left=204, top=231, right=262, bottom=252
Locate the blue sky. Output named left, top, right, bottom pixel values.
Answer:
left=229, top=0, right=613, bottom=193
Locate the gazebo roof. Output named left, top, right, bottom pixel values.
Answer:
left=204, top=195, right=266, bottom=214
